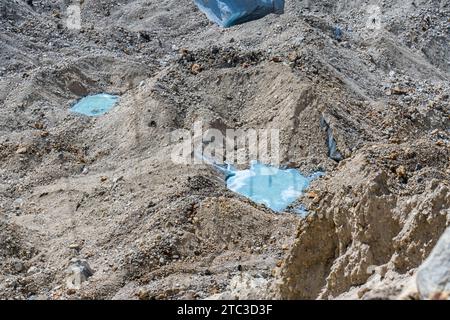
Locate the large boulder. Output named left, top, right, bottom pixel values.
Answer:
left=417, top=227, right=450, bottom=299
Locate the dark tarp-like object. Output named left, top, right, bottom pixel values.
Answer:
left=194, top=0, right=285, bottom=28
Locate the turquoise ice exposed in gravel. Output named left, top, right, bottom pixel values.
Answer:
left=70, top=94, right=119, bottom=116
left=226, top=161, right=320, bottom=212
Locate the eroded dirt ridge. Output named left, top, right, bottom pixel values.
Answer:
left=0, top=0, right=449, bottom=299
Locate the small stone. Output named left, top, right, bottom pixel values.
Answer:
left=271, top=56, right=282, bottom=63
left=137, top=288, right=150, bottom=300
left=66, top=259, right=94, bottom=290
left=27, top=266, right=38, bottom=274
left=431, top=292, right=449, bottom=300
left=211, top=46, right=219, bottom=54
left=287, top=51, right=298, bottom=62
left=191, top=64, right=202, bottom=75
left=16, top=147, right=28, bottom=154
left=389, top=137, right=401, bottom=144
left=52, top=10, right=61, bottom=18
left=156, top=293, right=167, bottom=300
left=396, top=165, right=407, bottom=178
left=391, top=86, right=409, bottom=95
left=13, top=198, right=24, bottom=210
left=179, top=48, right=189, bottom=56
left=13, top=261, right=24, bottom=272
left=306, top=191, right=318, bottom=199
left=69, top=243, right=80, bottom=250
left=66, top=288, right=77, bottom=295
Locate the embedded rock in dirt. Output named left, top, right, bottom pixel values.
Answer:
left=0, top=0, right=449, bottom=300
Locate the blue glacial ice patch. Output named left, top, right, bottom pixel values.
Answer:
left=70, top=94, right=119, bottom=116
left=226, top=161, right=320, bottom=212
left=194, top=0, right=285, bottom=28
